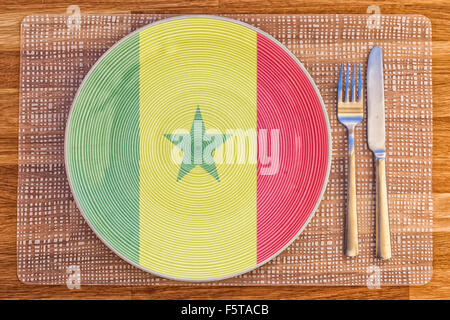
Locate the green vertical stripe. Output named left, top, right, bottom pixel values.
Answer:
left=67, top=34, right=140, bottom=263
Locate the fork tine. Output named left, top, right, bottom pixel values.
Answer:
left=338, top=63, right=343, bottom=102
left=344, top=63, right=349, bottom=102
left=357, top=63, right=362, bottom=101
left=351, top=63, right=356, bottom=102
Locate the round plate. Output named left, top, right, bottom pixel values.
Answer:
left=65, top=15, right=331, bottom=282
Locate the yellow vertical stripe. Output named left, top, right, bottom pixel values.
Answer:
left=139, top=18, right=257, bottom=279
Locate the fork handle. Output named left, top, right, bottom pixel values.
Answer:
left=345, top=130, right=358, bottom=257
left=375, top=156, right=391, bottom=260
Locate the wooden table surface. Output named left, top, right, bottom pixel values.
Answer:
left=1, top=0, right=449, bottom=300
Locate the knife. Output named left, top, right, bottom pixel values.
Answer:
left=367, top=46, right=391, bottom=260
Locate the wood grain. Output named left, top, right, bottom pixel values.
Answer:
left=0, top=0, right=449, bottom=300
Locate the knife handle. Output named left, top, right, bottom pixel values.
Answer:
left=345, top=130, right=358, bottom=257
left=375, top=156, right=391, bottom=260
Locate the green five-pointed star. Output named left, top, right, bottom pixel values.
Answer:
left=164, top=106, right=231, bottom=182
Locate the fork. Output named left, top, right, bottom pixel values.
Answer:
left=337, top=63, right=363, bottom=257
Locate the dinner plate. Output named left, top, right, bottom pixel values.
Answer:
left=65, top=15, right=331, bottom=281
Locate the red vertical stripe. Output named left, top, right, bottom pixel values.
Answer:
left=256, top=33, right=329, bottom=263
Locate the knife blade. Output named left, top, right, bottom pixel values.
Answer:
left=367, top=46, right=391, bottom=260
left=367, top=46, right=385, bottom=154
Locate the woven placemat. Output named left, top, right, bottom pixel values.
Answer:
left=17, top=14, right=432, bottom=286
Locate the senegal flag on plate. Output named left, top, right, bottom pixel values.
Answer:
left=66, top=16, right=330, bottom=281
